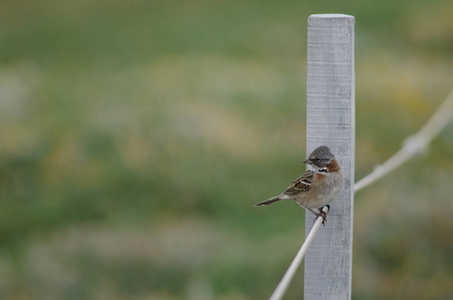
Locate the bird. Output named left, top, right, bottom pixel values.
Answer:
left=254, top=146, right=344, bottom=225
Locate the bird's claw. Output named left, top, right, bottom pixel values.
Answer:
left=313, top=214, right=327, bottom=226
left=312, top=207, right=328, bottom=227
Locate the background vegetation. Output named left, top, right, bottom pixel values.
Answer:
left=0, top=0, right=452, bottom=299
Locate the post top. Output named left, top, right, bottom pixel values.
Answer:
left=309, top=14, right=354, bottom=19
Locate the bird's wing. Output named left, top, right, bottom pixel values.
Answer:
left=283, top=170, right=313, bottom=195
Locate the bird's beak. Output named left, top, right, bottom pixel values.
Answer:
left=303, top=158, right=310, bottom=164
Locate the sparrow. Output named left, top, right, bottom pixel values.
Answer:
left=254, top=146, right=344, bottom=225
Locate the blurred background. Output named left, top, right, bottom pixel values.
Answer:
left=0, top=0, right=452, bottom=299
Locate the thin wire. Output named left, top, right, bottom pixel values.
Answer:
left=354, top=89, right=453, bottom=193
left=269, top=206, right=329, bottom=300
left=268, top=89, right=453, bottom=300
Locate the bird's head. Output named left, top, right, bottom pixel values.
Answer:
left=303, top=145, right=335, bottom=170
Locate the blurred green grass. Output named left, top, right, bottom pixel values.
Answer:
left=0, top=0, right=453, bottom=299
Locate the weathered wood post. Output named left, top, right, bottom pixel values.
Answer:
left=304, top=14, right=355, bottom=299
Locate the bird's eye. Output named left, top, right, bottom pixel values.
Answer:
left=315, top=157, right=321, bottom=162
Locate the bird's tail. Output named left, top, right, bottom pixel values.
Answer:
left=254, top=195, right=285, bottom=207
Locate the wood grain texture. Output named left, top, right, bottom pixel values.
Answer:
left=304, top=14, right=355, bottom=300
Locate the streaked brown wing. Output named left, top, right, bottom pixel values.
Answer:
left=283, top=170, right=313, bottom=195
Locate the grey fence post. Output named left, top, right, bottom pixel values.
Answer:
left=304, top=14, right=355, bottom=300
